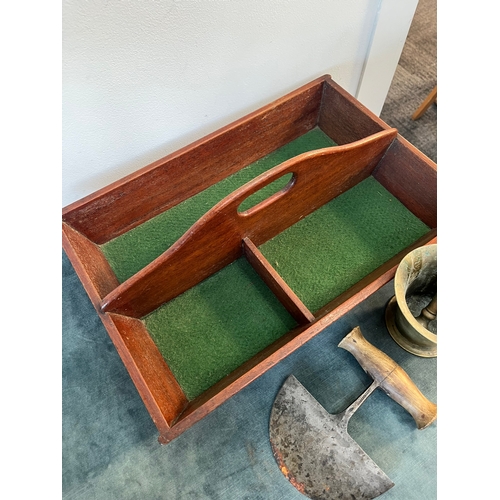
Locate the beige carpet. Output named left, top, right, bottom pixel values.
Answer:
left=380, top=0, right=437, bottom=163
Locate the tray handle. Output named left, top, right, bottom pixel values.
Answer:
left=101, top=128, right=397, bottom=318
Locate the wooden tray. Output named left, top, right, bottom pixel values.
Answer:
left=62, top=75, right=437, bottom=444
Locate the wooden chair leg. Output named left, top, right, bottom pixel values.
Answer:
left=412, top=86, right=437, bottom=120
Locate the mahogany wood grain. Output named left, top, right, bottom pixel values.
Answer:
left=100, top=128, right=398, bottom=318
left=373, top=135, right=437, bottom=229
left=62, top=76, right=326, bottom=245
left=243, top=237, right=315, bottom=325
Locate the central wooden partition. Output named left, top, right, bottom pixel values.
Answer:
left=62, top=75, right=437, bottom=443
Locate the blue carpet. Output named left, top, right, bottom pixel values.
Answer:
left=62, top=251, right=436, bottom=499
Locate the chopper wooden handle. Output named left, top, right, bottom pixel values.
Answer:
left=338, top=327, right=437, bottom=429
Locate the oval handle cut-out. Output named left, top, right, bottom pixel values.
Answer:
left=238, top=173, right=295, bottom=215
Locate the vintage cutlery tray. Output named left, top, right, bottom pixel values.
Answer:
left=62, top=75, right=437, bottom=443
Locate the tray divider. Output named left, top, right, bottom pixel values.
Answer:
left=242, top=237, right=315, bottom=325
left=100, top=128, right=398, bottom=318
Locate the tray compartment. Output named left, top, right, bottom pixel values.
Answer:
left=143, top=257, right=297, bottom=401
left=62, top=75, right=437, bottom=444
left=258, top=176, right=431, bottom=313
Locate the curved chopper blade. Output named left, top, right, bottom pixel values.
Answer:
left=269, top=375, right=394, bottom=500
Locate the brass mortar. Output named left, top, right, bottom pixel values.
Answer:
left=385, top=244, right=437, bottom=357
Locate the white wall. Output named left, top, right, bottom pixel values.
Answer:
left=63, top=0, right=417, bottom=207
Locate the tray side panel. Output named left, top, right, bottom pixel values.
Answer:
left=63, top=225, right=189, bottom=432
left=318, top=77, right=389, bottom=145
left=62, top=77, right=326, bottom=245
left=62, top=222, right=120, bottom=300
left=107, top=314, right=189, bottom=428
left=373, top=135, right=437, bottom=228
